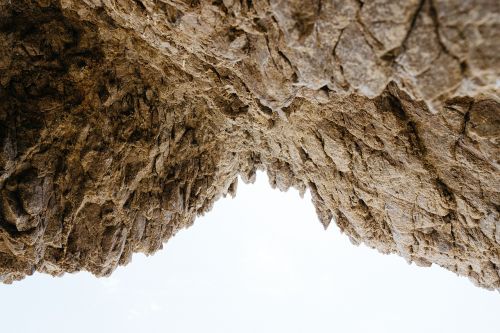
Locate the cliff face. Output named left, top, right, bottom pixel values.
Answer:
left=0, top=0, right=499, bottom=289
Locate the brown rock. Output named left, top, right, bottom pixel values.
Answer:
left=0, top=0, right=498, bottom=290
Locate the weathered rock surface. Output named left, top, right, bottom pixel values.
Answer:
left=0, top=0, right=499, bottom=289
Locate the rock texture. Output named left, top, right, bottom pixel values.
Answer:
left=0, top=0, right=499, bottom=289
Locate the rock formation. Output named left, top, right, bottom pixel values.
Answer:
left=0, top=0, right=499, bottom=289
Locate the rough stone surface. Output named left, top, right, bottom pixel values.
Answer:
left=0, top=0, right=499, bottom=289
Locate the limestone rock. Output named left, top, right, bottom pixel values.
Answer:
left=0, top=0, right=499, bottom=290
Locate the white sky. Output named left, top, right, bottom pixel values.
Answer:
left=1, top=172, right=499, bottom=333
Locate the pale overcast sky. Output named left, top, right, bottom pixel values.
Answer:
left=1, top=172, right=499, bottom=333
